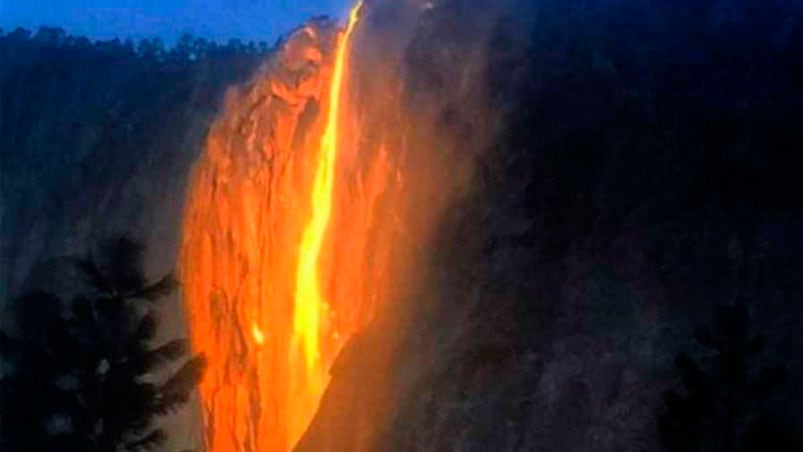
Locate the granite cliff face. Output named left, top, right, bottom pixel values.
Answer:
left=178, top=17, right=383, bottom=451
left=179, top=20, right=338, bottom=451
left=302, top=0, right=803, bottom=450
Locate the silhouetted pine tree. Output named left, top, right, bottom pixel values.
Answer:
left=1, top=237, right=206, bottom=452
left=658, top=304, right=799, bottom=452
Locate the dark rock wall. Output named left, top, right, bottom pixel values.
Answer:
left=304, top=1, right=803, bottom=450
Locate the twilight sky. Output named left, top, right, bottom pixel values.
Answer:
left=1, top=0, right=353, bottom=43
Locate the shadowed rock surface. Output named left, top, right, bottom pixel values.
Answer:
left=301, top=0, right=803, bottom=450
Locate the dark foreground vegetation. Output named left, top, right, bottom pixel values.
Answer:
left=1, top=238, right=205, bottom=451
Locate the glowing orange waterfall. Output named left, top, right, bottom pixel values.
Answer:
left=289, top=1, right=363, bottom=444
left=179, top=3, right=387, bottom=451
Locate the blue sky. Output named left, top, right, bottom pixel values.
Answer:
left=0, top=0, right=353, bottom=43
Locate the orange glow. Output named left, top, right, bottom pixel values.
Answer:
left=252, top=323, right=265, bottom=345
left=289, top=0, right=363, bottom=443
left=179, top=3, right=381, bottom=451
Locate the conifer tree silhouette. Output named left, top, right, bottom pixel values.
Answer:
left=1, top=237, right=206, bottom=452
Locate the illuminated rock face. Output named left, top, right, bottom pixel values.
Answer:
left=180, top=9, right=393, bottom=451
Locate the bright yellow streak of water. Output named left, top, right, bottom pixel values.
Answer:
left=290, top=0, right=364, bottom=441
left=252, top=323, right=265, bottom=345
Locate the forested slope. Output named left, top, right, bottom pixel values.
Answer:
left=0, top=28, right=269, bottom=297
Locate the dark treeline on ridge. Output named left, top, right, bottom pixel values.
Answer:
left=1, top=26, right=275, bottom=63
left=0, top=24, right=275, bottom=297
